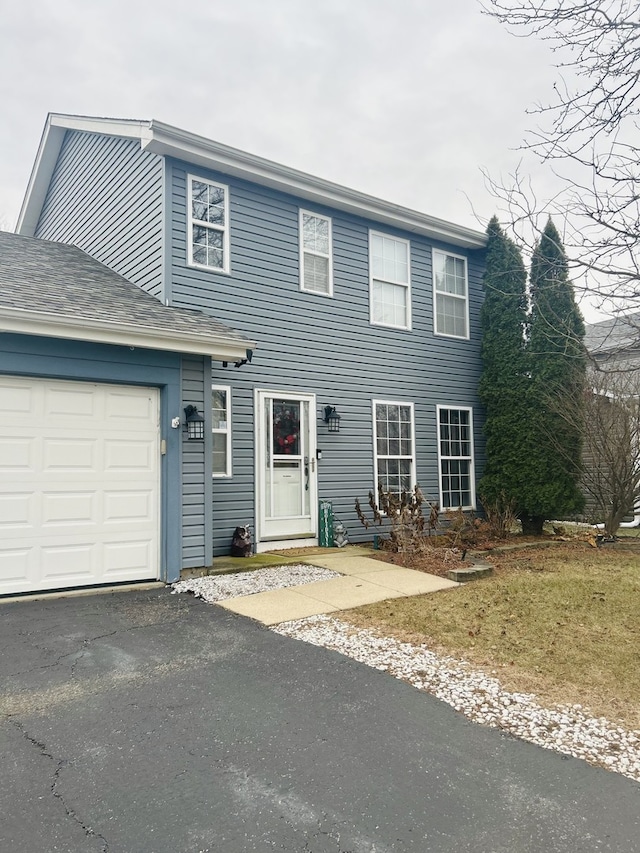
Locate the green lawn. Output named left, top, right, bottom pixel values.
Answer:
left=344, top=544, right=640, bottom=729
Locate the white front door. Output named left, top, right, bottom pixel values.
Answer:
left=256, top=390, right=317, bottom=542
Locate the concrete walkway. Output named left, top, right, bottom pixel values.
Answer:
left=218, top=547, right=458, bottom=625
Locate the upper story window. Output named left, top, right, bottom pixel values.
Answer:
left=433, top=250, right=468, bottom=339
left=212, top=385, right=232, bottom=477
left=373, top=400, right=415, bottom=496
left=188, top=176, right=230, bottom=273
left=370, top=232, right=411, bottom=330
left=437, top=406, right=475, bottom=510
left=300, top=210, right=333, bottom=295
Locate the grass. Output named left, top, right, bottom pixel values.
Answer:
left=344, top=544, right=640, bottom=730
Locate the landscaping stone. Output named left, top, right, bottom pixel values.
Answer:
left=447, top=564, right=494, bottom=582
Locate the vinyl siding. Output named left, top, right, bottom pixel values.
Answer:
left=181, top=354, right=213, bottom=567
left=168, top=159, right=486, bottom=555
left=35, top=131, right=164, bottom=299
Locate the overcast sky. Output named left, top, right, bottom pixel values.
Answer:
left=1, top=0, right=582, bottom=299
left=0, top=0, right=561, bottom=222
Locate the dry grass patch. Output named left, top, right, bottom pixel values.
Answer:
left=344, top=545, right=640, bottom=730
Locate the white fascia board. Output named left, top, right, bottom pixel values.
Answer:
left=16, top=121, right=66, bottom=236
left=144, top=122, right=487, bottom=250
left=18, top=113, right=487, bottom=250
left=16, top=114, right=154, bottom=237
left=0, top=307, right=255, bottom=361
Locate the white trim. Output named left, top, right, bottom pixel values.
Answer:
left=436, top=404, right=476, bottom=510
left=187, top=174, right=230, bottom=274
left=211, top=384, right=232, bottom=478
left=369, top=231, right=412, bottom=331
left=432, top=248, right=470, bottom=340
left=0, top=306, right=254, bottom=361
left=372, top=399, right=416, bottom=495
left=17, top=114, right=487, bottom=249
left=299, top=209, right=333, bottom=297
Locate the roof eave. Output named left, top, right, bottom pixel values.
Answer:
left=144, top=121, right=487, bottom=249
left=0, top=307, right=255, bottom=361
left=18, top=113, right=487, bottom=250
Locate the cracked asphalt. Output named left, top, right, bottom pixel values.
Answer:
left=1, top=587, right=638, bottom=852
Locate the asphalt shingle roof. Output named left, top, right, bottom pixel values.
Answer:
left=0, top=231, right=251, bottom=349
left=584, top=313, right=640, bottom=356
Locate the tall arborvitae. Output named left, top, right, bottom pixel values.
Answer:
left=519, top=218, right=586, bottom=534
left=477, top=217, right=529, bottom=517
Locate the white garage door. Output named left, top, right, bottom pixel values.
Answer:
left=0, top=376, right=160, bottom=595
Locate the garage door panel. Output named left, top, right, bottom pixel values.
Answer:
left=0, top=437, right=35, bottom=471
left=106, top=389, right=156, bottom=422
left=0, top=381, right=35, bottom=414
left=0, top=548, right=33, bottom=590
left=104, top=491, right=153, bottom=523
left=41, top=543, right=97, bottom=582
left=41, top=491, right=96, bottom=526
left=103, top=540, right=152, bottom=578
left=105, top=439, right=154, bottom=471
left=0, top=493, right=32, bottom=529
left=45, top=385, right=96, bottom=418
left=0, top=377, right=160, bottom=594
left=43, top=439, right=97, bottom=471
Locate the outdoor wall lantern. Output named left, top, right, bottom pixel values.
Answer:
left=323, top=405, right=341, bottom=433
left=184, top=405, right=205, bottom=440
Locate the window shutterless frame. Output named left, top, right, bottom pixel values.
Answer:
left=372, top=400, right=416, bottom=496
left=432, top=249, right=469, bottom=339
left=436, top=404, right=475, bottom=510
left=369, top=231, right=412, bottom=330
left=187, top=175, right=230, bottom=274
left=299, top=209, right=333, bottom=296
left=212, top=384, right=232, bottom=477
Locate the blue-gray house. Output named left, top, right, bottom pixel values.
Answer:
left=6, top=112, right=487, bottom=594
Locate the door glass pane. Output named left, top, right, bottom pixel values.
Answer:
left=273, top=401, right=300, bottom=456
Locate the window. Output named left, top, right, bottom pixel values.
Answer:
left=373, top=401, right=415, bottom=495
left=433, top=250, right=468, bottom=338
left=437, top=406, right=475, bottom=509
left=188, top=176, right=230, bottom=273
left=300, top=210, right=332, bottom=295
left=370, top=232, right=411, bottom=329
left=212, top=385, right=231, bottom=477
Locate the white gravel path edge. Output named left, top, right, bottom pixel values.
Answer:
left=273, top=614, right=640, bottom=783
left=174, top=563, right=640, bottom=782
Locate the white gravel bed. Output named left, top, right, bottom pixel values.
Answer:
left=172, top=563, right=340, bottom=603
left=273, top=614, right=640, bottom=782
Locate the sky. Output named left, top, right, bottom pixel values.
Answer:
left=0, top=0, right=585, bottom=307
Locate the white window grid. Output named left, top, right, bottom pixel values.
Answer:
left=372, top=400, right=416, bottom=497
left=370, top=231, right=412, bottom=330
left=188, top=175, right=230, bottom=274
left=300, top=209, right=333, bottom=296
left=436, top=405, right=475, bottom=510
left=433, top=249, right=469, bottom=339
left=212, top=384, right=232, bottom=478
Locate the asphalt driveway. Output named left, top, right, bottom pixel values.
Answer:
left=1, top=587, right=638, bottom=852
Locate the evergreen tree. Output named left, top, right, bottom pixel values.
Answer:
left=477, top=217, right=529, bottom=519
left=519, top=218, right=586, bottom=534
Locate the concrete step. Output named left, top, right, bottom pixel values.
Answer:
left=447, top=563, right=493, bottom=583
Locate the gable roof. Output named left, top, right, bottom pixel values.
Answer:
left=0, top=231, right=255, bottom=361
left=18, top=113, right=487, bottom=250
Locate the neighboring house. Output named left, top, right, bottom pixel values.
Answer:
left=583, top=313, right=640, bottom=528
left=0, top=231, right=254, bottom=595
left=7, top=112, right=487, bottom=591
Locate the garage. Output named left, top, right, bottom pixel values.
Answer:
left=1, top=230, right=255, bottom=592
left=0, top=375, right=160, bottom=595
